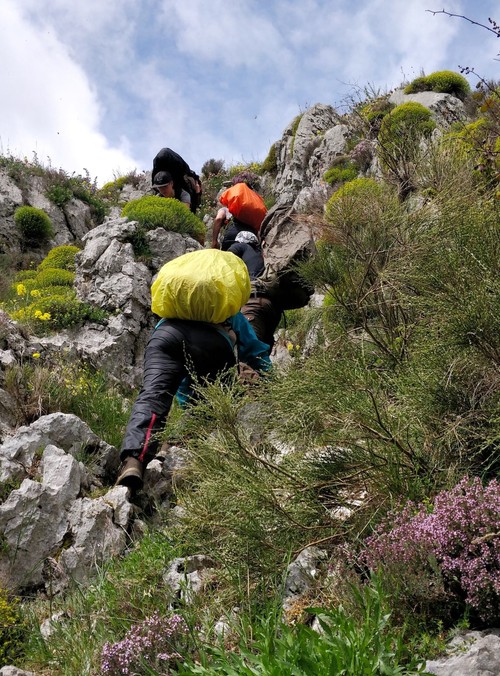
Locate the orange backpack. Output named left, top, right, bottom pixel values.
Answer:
left=219, top=183, right=267, bottom=231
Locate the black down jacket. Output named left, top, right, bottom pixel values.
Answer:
left=121, top=318, right=236, bottom=463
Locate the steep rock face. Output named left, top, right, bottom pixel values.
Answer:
left=0, top=168, right=96, bottom=262
left=273, top=103, right=345, bottom=206
left=0, top=413, right=131, bottom=594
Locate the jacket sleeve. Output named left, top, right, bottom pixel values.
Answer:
left=228, top=312, right=272, bottom=372
left=120, top=323, right=187, bottom=462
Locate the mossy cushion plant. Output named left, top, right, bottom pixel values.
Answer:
left=378, top=102, right=436, bottom=163
left=37, top=244, right=80, bottom=272
left=14, top=205, right=53, bottom=244
left=121, top=196, right=206, bottom=243
left=404, top=70, right=471, bottom=101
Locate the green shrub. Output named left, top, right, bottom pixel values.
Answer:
left=0, top=587, right=27, bottom=665
left=14, top=205, right=53, bottom=243
left=45, top=182, right=73, bottom=206
left=324, top=161, right=358, bottom=186
left=37, top=244, right=80, bottom=271
left=14, top=269, right=37, bottom=281
left=98, top=173, right=140, bottom=206
left=201, top=158, right=225, bottom=177
left=359, top=97, right=394, bottom=125
left=5, top=260, right=107, bottom=334
left=379, top=102, right=436, bottom=145
left=121, top=196, right=206, bottom=243
left=378, top=102, right=436, bottom=198
left=325, top=177, right=386, bottom=218
left=34, top=292, right=107, bottom=330
left=404, top=70, right=471, bottom=100
left=35, top=268, right=75, bottom=288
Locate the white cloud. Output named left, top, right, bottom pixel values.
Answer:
left=0, top=1, right=138, bottom=183
left=0, top=0, right=498, bottom=186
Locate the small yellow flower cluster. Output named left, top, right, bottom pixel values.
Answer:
left=32, top=352, right=41, bottom=359
left=63, top=370, right=91, bottom=396
left=34, top=310, right=51, bottom=321
left=30, top=289, right=41, bottom=298
left=16, top=283, right=27, bottom=296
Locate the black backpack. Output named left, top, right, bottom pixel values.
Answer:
left=152, top=148, right=202, bottom=214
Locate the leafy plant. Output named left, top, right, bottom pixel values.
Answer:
left=0, top=587, right=28, bottom=666
left=14, top=205, right=53, bottom=244
left=184, top=580, right=425, bottom=674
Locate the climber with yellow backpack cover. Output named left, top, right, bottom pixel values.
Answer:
left=116, top=249, right=271, bottom=492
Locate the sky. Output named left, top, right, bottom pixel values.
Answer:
left=0, top=1, right=498, bottom=187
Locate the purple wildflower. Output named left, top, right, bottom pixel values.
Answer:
left=100, top=611, right=189, bottom=675
left=362, top=476, right=500, bottom=622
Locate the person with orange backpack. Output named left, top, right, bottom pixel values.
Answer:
left=212, top=181, right=267, bottom=250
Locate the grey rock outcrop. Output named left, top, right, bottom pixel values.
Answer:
left=163, top=554, right=218, bottom=603
left=0, top=413, right=133, bottom=594
left=274, top=103, right=344, bottom=205
left=0, top=411, right=118, bottom=486
left=389, top=89, right=468, bottom=128
left=425, top=629, right=500, bottom=675
left=0, top=168, right=96, bottom=262
left=282, top=546, right=327, bottom=613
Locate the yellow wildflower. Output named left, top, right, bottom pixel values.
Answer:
left=34, top=310, right=51, bottom=321
left=30, top=289, right=41, bottom=297
left=32, top=352, right=41, bottom=359
left=16, top=283, right=27, bottom=296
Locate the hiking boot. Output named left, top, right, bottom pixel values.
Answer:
left=116, top=457, right=144, bottom=491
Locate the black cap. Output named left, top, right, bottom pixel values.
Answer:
left=152, top=170, right=173, bottom=187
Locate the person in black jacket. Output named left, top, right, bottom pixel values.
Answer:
left=227, top=231, right=282, bottom=352
left=116, top=312, right=270, bottom=491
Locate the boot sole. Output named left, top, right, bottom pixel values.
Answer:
left=116, top=468, right=144, bottom=491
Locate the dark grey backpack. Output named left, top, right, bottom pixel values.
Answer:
left=253, top=203, right=316, bottom=310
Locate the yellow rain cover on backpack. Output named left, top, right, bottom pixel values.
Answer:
left=151, top=249, right=251, bottom=324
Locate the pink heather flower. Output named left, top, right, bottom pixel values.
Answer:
left=101, top=611, right=189, bottom=675
left=362, top=476, right=500, bottom=622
